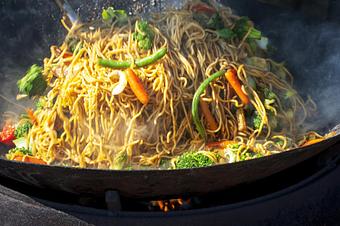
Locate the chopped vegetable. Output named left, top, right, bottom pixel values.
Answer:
left=192, top=70, right=226, bottom=140
left=302, top=138, right=325, bottom=147
left=133, top=20, right=155, bottom=50
left=14, top=121, right=32, bottom=138
left=207, top=13, right=224, bottom=30
left=13, top=137, right=28, bottom=149
left=245, top=57, right=269, bottom=71
left=176, top=152, right=214, bottom=169
left=233, top=17, right=262, bottom=40
left=0, top=124, right=15, bottom=146
left=225, top=68, right=250, bottom=105
left=13, top=155, right=47, bottom=165
left=264, top=87, right=277, bottom=100
left=256, top=37, right=269, bottom=50
left=7, top=147, right=32, bottom=157
left=200, top=100, right=218, bottom=131
left=102, top=7, right=128, bottom=26
left=17, top=65, right=47, bottom=98
left=126, top=68, right=149, bottom=105
left=236, top=108, right=247, bottom=133
left=35, top=97, right=47, bottom=110
left=206, top=140, right=237, bottom=149
left=98, top=47, right=167, bottom=69
left=285, top=89, right=297, bottom=99
left=253, top=111, right=262, bottom=130
left=111, top=70, right=128, bottom=96
left=26, top=108, right=37, bottom=125
left=217, top=28, right=236, bottom=40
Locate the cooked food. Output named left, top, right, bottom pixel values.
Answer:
left=1, top=1, right=333, bottom=169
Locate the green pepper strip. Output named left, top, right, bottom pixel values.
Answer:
left=98, top=47, right=167, bottom=69
left=192, top=70, right=226, bottom=140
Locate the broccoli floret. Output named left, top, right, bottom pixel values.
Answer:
left=14, top=121, right=32, bottom=139
left=253, top=111, right=262, bottom=130
left=264, top=87, right=277, bottom=100
left=102, top=7, right=128, bottom=26
left=217, top=28, right=236, bottom=40
left=17, top=65, right=47, bottom=98
left=176, top=152, right=214, bottom=169
left=133, top=20, right=155, bottom=50
left=233, top=17, right=262, bottom=40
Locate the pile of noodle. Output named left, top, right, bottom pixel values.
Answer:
left=25, top=3, right=318, bottom=169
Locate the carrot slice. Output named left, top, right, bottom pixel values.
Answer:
left=26, top=108, right=38, bottom=125
left=13, top=156, right=47, bottom=165
left=206, top=140, right=237, bottom=149
left=225, top=69, right=250, bottom=105
left=126, top=68, right=149, bottom=105
left=301, top=138, right=325, bottom=147
left=200, top=100, right=218, bottom=131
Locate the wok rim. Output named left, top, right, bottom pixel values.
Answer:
left=1, top=133, right=339, bottom=174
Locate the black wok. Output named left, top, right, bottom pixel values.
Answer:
left=0, top=0, right=340, bottom=198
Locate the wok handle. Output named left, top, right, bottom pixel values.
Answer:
left=53, top=0, right=79, bottom=25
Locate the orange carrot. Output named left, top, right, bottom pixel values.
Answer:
left=302, top=138, right=325, bottom=147
left=225, top=69, right=250, bottom=105
left=126, top=68, right=149, bottom=105
left=200, top=100, right=218, bottom=131
left=13, top=156, right=47, bottom=165
left=26, top=108, right=37, bottom=125
left=206, top=140, right=237, bottom=149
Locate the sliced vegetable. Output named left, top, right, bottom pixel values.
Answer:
left=0, top=124, right=15, bottom=146
left=17, top=64, right=47, bottom=98
left=176, top=152, right=214, bottom=169
left=225, top=68, right=250, bottom=105
left=14, top=121, right=32, bottom=139
left=133, top=20, right=155, bottom=50
left=13, top=137, right=28, bottom=149
left=126, top=68, right=149, bottom=105
left=8, top=147, right=31, bottom=156
left=98, top=47, right=167, bottom=69
left=233, top=17, right=262, bottom=40
left=13, top=155, right=47, bottom=165
left=200, top=100, right=218, bottom=131
left=207, top=13, right=224, bottom=30
left=302, top=138, right=325, bottom=147
left=256, top=37, right=269, bottom=50
left=253, top=111, right=262, bottom=130
left=26, top=108, right=37, bottom=125
left=111, top=71, right=128, bottom=96
left=192, top=70, right=226, bottom=140
left=236, top=108, right=247, bottom=133
left=206, top=140, right=237, bottom=149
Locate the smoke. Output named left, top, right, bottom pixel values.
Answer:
left=0, top=0, right=339, bottom=132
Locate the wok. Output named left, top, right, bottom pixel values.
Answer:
left=0, top=0, right=339, bottom=199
